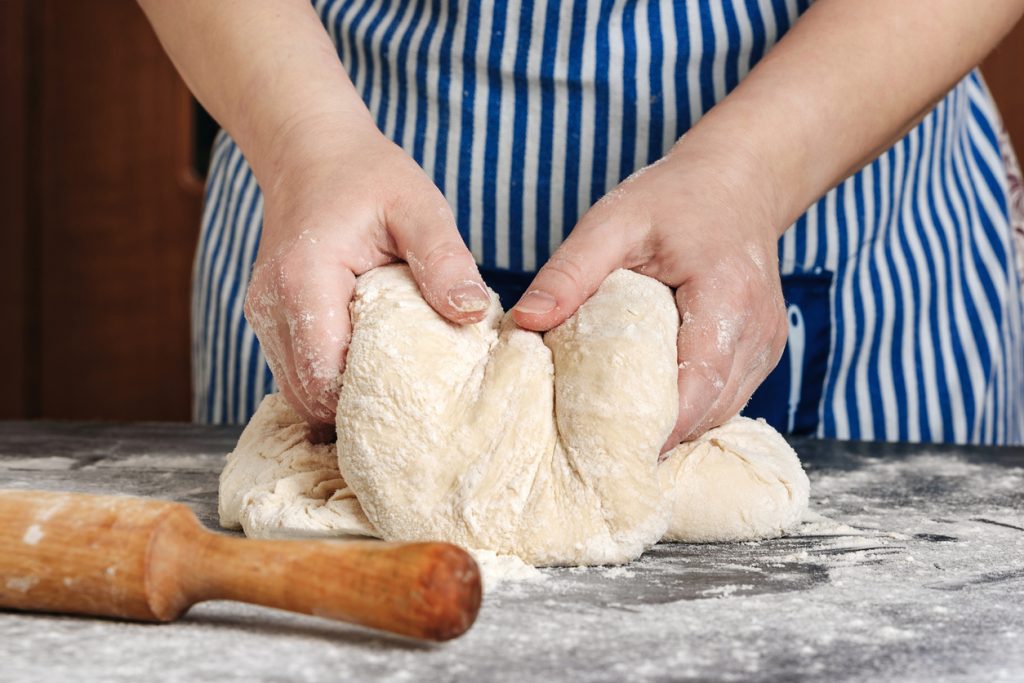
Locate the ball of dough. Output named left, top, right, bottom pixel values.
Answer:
left=219, top=265, right=810, bottom=566
left=335, top=265, right=679, bottom=566
left=219, top=393, right=374, bottom=539
left=659, top=417, right=810, bottom=542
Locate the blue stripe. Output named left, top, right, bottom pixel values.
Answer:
left=618, top=1, right=638, bottom=181
left=697, top=4, right=716, bottom=113
left=374, top=1, right=410, bottom=130
left=845, top=173, right=865, bottom=439
left=482, top=0, right=511, bottom=269
left=507, top=0, right=535, bottom=270
left=721, top=0, right=742, bottom=93
left=193, top=133, right=233, bottom=420
left=431, top=0, right=459, bottom=194
left=320, top=0, right=349, bottom=50
left=211, top=165, right=254, bottom=422
left=864, top=158, right=888, bottom=438
left=225, top=189, right=261, bottom=423
left=195, top=136, right=234, bottom=327
left=535, top=0, right=561, bottom=264
left=412, top=0, right=442, bottom=164
left=455, top=2, right=482, bottom=245
left=672, top=1, right=691, bottom=136
left=201, top=134, right=231, bottom=206
left=646, top=0, right=664, bottom=164
left=961, top=102, right=1009, bottom=444
left=968, top=104, right=1011, bottom=267
left=358, top=0, right=394, bottom=104
left=198, top=145, right=244, bottom=421
left=343, top=0, right=376, bottom=85
left=959, top=143, right=1005, bottom=336
left=203, top=150, right=248, bottom=421
left=769, top=0, right=791, bottom=36
left=904, top=126, right=935, bottom=442
left=792, top=213, right=807, bottom=268
left=562, top=0, right=587, bottom=233
left=590, top=0, right=613, bottom=204
left=946, top=92, right=996, bottom=435
left=887, top=137, right=914, bottom=439
left=915, top=111, right=952, bottom=441
left=247, top=333, right=272, bottom=419
left=928, top=100, right=974, bottom=439
left=744, top=0, right=767, bottom=67
left=821, top=183, right=847, bottom=438
left=391, top=0, right=427, bottom=147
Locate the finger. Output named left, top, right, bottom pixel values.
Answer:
left=661, top=283, right=744, bottom=451
left=245, top=281, right=322, bottom=425
left=678, top=353, right=749, bottom=444
left=269, top=331, right=327, bottom=426
left=389, top=199, right=491, bottom=324
left=668, top=293, right=788, bottom=447
left=245, top=257, right=347, bottom=427
left=693, top=300, right=789, bottom=434
left=511, top=221, right=628, bottom=332
left=286, top=266, right=357, bottom=425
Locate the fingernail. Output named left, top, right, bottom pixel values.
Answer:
left=447, top=281, right=490, bottom=313
left=514, top=290, right=557, bottom=315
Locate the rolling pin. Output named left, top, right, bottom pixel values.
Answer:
left=0, top=490, right=481, bottom=641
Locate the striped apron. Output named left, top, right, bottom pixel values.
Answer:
left=194, top=0, right=1024, bottom=444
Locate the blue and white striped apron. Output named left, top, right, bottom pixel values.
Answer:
left=193, top=0, right=1024, bottom=444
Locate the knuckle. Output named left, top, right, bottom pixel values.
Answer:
left=540, top=251, right=589, bottom=294
left=419, top=240, right=471, bottom=273
left=243, top=290, right=276, bottom=339
left=742, top=345, right=775, bottom=386
left=243, top=288, right=259, bottom=324
left=772, top=321, right=789, bottom=356
left=308, top=381, right=339, bottom=409
left=263, top=353, right=293, bottom=395
left=391, top=185, right=456, bottom=232
left=679, top=358, right=728, bottom=394
left=275, top=249, right=310, bottom=285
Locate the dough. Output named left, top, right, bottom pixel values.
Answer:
left=220, top=265, right=809, bottom=566
left=218, top=395, right=373, bottom=539
left=659, top=419, right=810, bottom=542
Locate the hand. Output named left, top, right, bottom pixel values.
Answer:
left=512, top=142, right=788, bottom=450
left=245, top=120, right=489, bottom=427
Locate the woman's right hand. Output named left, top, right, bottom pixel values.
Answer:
left=138, top=0, right=489, bottom=427
left=244, top=118, right=490, bottom=427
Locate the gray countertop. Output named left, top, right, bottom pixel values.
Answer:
left=1, top=421, right=1023, bottom=683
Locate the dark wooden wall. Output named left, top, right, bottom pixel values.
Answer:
left=0, top=2, right=1021, bottom=422
left=1, top=0, right=202, bottom=421
left=0, top=0, right=30, bottom=419
left=984, top=20, right=1024, bottom=156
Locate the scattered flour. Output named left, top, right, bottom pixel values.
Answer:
left=21, top=525, right=43, bottom=545
left=5, top=577, right=38, bottom=593
left=468, top=550, right=545, bottom=591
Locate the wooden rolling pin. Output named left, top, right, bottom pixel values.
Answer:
left=0, top=490, right=481, bottom=641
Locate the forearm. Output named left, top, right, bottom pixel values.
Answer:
left=675, top=0, right=1024, bottom=233
left=138, top=0, right=374, bottom=188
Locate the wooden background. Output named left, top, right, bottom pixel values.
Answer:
left=1, top=0, right=1022, bottom=422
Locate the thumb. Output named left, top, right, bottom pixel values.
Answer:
left=512, top=224, right=627, bottom=331
left=390, top=200, right=491, bottom=324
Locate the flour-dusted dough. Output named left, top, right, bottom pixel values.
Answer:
left=220, top=265, right=809, bottom=566
left=218, top=396, right=374, bottom=539
left=659, top=418, right=810, bottom=542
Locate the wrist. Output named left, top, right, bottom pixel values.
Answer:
left=662, top=127, right=792, bottom=244
left=243, top=102, right=382, bottom=195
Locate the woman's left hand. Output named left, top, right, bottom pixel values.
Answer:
left=512, top=141, right=788, bottom=451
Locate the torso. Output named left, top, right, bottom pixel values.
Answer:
left=194, top=0, right=1024, bottom=445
